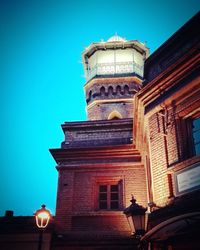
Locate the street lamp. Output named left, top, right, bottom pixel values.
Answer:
left=124, top=196, right=147, bottom=237
left=35, top=205, right=51, bottom=250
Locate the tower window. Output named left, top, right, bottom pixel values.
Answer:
left=116, top=85, right=122, bottom=94
left=124, top=85, right=129, bottom=94
left=98, top=183, right=121, bottom=210
left=108, top=86, right=114, bottom=95
left=108, top=110, right=122, bottom=120
left=100, top=86, right=106, bottom=96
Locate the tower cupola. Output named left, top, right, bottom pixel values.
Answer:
left=82, top=35, right=149, bottom=120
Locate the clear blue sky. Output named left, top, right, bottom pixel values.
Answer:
left=0, top=0, right=199, bottom=216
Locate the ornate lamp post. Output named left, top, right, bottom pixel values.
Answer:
left=124, top=196, right=147, bottom=238
left=35, top=205, right=51, bottom=250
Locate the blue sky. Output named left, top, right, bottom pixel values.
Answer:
left=0, top=0, right=199, bottom=216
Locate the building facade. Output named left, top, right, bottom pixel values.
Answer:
left=50, top=35, right=149, bottom=249
left=0, top=12, right=199, bottom=250
left=136, top=12, right=200, bottom=250
left=50, top=13, right=200, bottom=249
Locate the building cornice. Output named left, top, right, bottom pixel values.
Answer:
left=82, top=40, right=149, bottom=59
left=49, top=144, right=141, bottom=166
left=137, top=46, right=200, bottom=112
left=61, top=118, right=133, bottom=131
left=56, top=162, right=144, bottom=171
left=86, top=98, right=134, bottom=110
left=84, top=75, right=142, bottom=90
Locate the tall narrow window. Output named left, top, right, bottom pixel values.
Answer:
left=98, top=183, right=120, bottom=210
left=110, top=184, right=119, bottom=209
left=192, top=117, right=200, bottom=156
left=99, top=185, right=108, bottom=209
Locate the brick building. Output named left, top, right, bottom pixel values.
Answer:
left=50, top=35, right=149, bottom=249
left=50, top=12, right=200, bottom=250
left=138, top=12, right=200, bottom=250
left=0, top=12, right=199, bottom=250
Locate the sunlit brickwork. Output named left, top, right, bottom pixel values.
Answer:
left=50, top=36, right=150, bottom=242
left=85, top=76, right=141, bottom=120
left=53, top=144, right=148, bottom=234
left=148, top=112, right=172, bottom=206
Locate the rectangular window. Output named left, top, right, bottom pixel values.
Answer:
left=98, top=183, right=120, bottom=210
left=192, top=117, right=200, bottom=156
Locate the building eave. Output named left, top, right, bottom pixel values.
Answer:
left=137, top=46, right=200, bottom=114
left=144, top=11, right=200, bottom=82
left=82, top=40, right=149, bottom=60
left=49, top=144, right=141, bottom=165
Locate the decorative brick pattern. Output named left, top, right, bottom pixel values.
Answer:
left=85, top=76, right=141, bottom=120
left=61, top=119, right=133, bottom=148
left=87, top=102, right=134, bottom=121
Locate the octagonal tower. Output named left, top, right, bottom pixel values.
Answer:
left=82, top=35, right=149, bottom=120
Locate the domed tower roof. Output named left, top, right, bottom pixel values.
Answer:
left=107, top=35, right=127, bottom=42
left=82, top=37, right=149, bottom=81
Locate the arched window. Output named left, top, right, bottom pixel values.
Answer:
left=124, top=85, right=129, bottom=94
left=108, top=86, right=114, bottom=95
left=88, top=90, right=92, bottom=98
left=108, top=111, right=122, bottom=120
left=116, top=85, right=122, bottom=94
left=86, top=90, right=92, bottom=103
left=100, top=86, right=106, bottom=96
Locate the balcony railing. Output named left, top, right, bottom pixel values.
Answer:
left=86, top=61, right=143, bottom=81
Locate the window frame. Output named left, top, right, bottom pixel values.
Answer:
left=191, top=117, right=200, bottom=156
left=95, top=179, right=123, bottom=211
left=184, top=114, right=200, bottom=158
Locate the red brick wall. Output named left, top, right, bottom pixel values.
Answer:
left=55, top=171, right=74, bottom=231
left=147, top=88, right=200, bottom=206
left=55, top=166, right=147, bottom=233
left=148, top=112, right=170, bottom=206
left=87, top=102, right=134, bottom=120
left=85, top=76, right=141, bottom=120
left=71, top=215, right=129, bottom=232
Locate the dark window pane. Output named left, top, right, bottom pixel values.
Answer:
left=111, top=193, right=118, bottom=200
left=99, top=201, right=107, bottom=209
left=111, top=201, right=119, bottom=209
left=195, top=143, right=200, bottom=155
left=99, top=185, right=107, bottom=192
left=98, top=183, right=121, bottom=210
left=193, top=132, right=200, bottom=144
left=99, top=193, right=107, bottom=200
left=193, top=118, right=200, bottom=130
left=194, top=133, right=200, bottom=144
left=192, top=118, right=200, bottom=156
left=193, top=130, right=199, bottom=137
left=111, top=185, right=118, bottom=192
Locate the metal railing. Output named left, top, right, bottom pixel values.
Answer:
left=86, top=61, right=143, bottom=81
